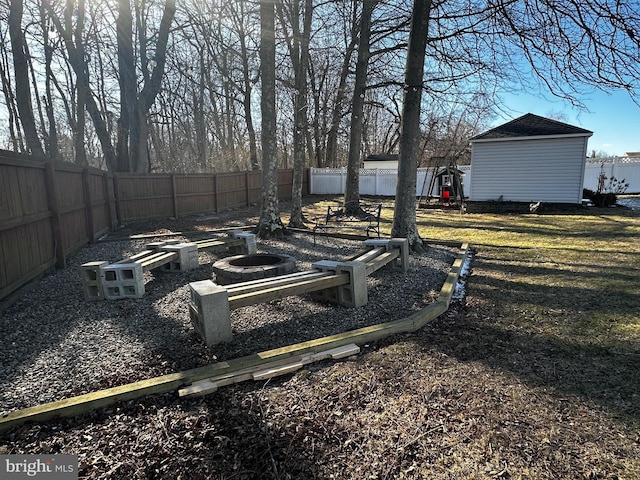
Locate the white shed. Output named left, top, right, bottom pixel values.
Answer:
left=468, top=114, right=592, bottom=204
left=362, top=154, right=399, bottom=170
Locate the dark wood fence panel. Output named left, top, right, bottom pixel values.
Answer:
left=0, top=147, right=310, bottom=301
left=247, top=171, right=262, bottom=204
left=217, top=172, right=251, bottom=210
left=84, top=170, right=115, bottom=242
left=53, top=165, right=89, bottom=258
left=0, top=154, right=55, bottom=299
left=174, top=175, right=216, bottom=216
left=277, top=169, right=294, bottom=199
left=115, top=174, right=175, bottom=221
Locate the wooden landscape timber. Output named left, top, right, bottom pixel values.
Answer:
left=0, top=242, right=470, bottom=433
left=178, top=344, right=362, bottom=397
left=99, top=225, right=255, bottom=243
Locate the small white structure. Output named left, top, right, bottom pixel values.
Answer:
left=469, top=113, right=593, bottom=204
left=362, top=154, right=398, bottom=170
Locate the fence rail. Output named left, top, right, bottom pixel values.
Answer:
left=0, top=150, right=307, bottom=301
left=310, top=157, right=640, bottom=197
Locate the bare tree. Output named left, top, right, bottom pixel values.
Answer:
left=116, top=0, right=175, bottom=173
left=391, top=0, right=640, bottom=248
left=343, top=0, right=377, bottom=211
left=256, top=0, right=286, bottom=237
left=0, top=21, right=25, bottom=151
left=392, top=0, right=432, bottom=250
left=324, top=0, right=358, bottom=168
left=46, top=0, right=118, bottom=170
left=38, top=1, right=60, bottom=161
left=8, top=0, right=45, bottom=157
left=278, top=0, right=313, bottom=228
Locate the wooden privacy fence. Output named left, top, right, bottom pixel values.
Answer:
left=0, top=149, right=307, bottom=301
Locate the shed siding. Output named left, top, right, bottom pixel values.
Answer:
left=469, top=137, right=588, bottom=203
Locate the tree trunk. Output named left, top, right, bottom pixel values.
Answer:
left=116, top=0, right=135, bottom=172
left=9, top=0, right=45, bottom=158
left=325, top=2, right=358, bottom=168
left=74, top=0, right=87, bottom=165
left=0, top=45, right=24, bottom=151
left=234, top=3, right=260, bottom=171
left=344, top=0, right=376, bottom=210
left=40, top=1, right=59, bottom=161
left=117, top=0, right=175, bottom=173
left=392, top=0, right=433, bottom=251
left=289, top=0, right=313, bottom=228
left=257, top=0, right=285, bottom=238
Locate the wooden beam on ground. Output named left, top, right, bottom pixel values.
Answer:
left=437, top=243, right=469, bottom=308
left=0, top=244, right=470, bottom=433
left=195, top=238, right=245, bottom=252
left=179, top=344, right=361, bottom=397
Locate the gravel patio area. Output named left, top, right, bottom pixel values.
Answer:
left=0, top=221, right=457, bottom=415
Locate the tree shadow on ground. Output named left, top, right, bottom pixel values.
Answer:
left=405, top=296, right=640, bottom=422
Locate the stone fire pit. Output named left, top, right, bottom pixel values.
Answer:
left=212, top=253, right=297, bottom=285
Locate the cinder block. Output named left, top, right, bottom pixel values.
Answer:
left=336, top=261, right=368, bottom=308
left=229, top=231, right=258, bottom=255
left=161, top=243, right=199, bottom=271
left=80, top=261, right=109, bottom=301
left=310, top=260, right=340, bottom=303
left=389, top=238, right=410, bottom=272
left=100, top=262, right=145, bottom=300
left=189, top=280, right=232, bottom=345
left=312, top=260, right=340, bottom=270
left=364, top=238, right=409, bottom=272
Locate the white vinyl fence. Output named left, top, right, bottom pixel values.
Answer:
left=310, top=166, right=472, bottom=197
left=310, top=157, right=640, bottom=197
left=583, top=157, right=640, bottom=193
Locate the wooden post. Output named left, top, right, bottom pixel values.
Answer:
left=214, top=173, right=220, bottom=212
left=103, top=172, right=115, bottom=231
left=44, top=162, right=65, bottom=268
left=245, top=170, right=250, bottom=206
left=113, top=175, right=122, bottom=226
left=171, top=174, right=179, bottom=218
left=82, top=168, right=96, bottom=243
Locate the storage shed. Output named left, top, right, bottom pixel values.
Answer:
left=362, top=154, right=399, bottom=170
left=468, top=113, right=592, bottom=206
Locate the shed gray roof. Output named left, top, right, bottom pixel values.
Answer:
left=364, top=154, right=399, bottom=161
left=470, top=113, right=592, bottom=141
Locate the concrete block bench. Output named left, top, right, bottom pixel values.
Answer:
left=80, top=232, right=257, bottom=301
left=188, top=238, right=408, bottom=346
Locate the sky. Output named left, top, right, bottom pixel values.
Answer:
left=495, top=89, right=640, bottom=157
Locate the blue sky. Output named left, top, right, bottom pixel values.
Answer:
left=495, top=89, right=640, bottom=157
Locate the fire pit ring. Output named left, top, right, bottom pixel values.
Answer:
left=213, top=253, right=297, bottom=285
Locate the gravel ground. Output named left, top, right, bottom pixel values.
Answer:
left=0, top=227, right=456, bottom=415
